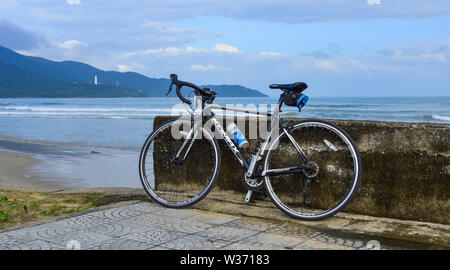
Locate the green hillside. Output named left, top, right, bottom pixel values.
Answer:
left=0, top=45, right=267, bottom=98
left=0, top=62, right=146, bottom=98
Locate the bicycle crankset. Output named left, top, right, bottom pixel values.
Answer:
left=241, top=164, right=265, bottom=191
left=302, top=161, right=319, bottom=178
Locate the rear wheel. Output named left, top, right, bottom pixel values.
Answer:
left=139, top=118, right=221, bottom=208
left=263, top=119, right=361, bottom=220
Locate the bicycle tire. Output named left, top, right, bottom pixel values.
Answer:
left=139, top=118, right=221, bottom=208
left=263, top=119, right=362, bottom=220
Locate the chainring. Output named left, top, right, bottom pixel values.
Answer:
left=241, top=163, right=265, bottom=191
left=303, top=161, right=320, bottom=178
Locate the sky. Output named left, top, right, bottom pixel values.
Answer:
left=0, top=0, right=449, bottom=96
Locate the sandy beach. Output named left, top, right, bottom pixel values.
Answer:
left=0, top=150, right=53, bottom=191
left=0, top=136, right=141, bottom=191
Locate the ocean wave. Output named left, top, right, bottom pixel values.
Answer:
left=0, top=111, right=165, bottom=119
left=431, top=114, right=450, bottom=122
left=308, top=104, right=366, bottom=108
left=2, top=106, right=187, bottom=113
left=38, top=102, right=65, bottom=105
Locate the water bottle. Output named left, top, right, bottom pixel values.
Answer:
left=226, top=123, right=249, bottom=149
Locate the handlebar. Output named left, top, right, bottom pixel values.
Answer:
left=167, top=74, right=215, bottom=105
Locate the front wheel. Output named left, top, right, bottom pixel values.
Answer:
left=263, top=119, right=362, bottom=220
left=139, top=118, right=221, bottom=208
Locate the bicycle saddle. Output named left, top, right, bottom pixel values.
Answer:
left=269, top=82, right=308, bottom=92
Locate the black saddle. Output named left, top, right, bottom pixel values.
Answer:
left=270, top=82, right=308, bottom=92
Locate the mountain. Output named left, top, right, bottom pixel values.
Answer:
left=0, top=62, right=147, bottom=98
left=0, top=62, right=146, bottom=98
left=0, top=45, right=267, bottom=98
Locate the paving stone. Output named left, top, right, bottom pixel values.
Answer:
left=86, top=207, right=146, bottom=220
left=94, top=238, right=156, bottom=250
left=122, top=213, right=173, bottom=227
left=160, top=235, right=231, bottom=250
left=152, top=208, right=200, bottom=219
left=194, top=225, right=260, bottom=242
left=223, top=218, right=280, bottom=232
left=311, top=232, right=366, bottom=248
left=2, top=223, right=80, bottom=243
left=0, top=239, right=64, bottom=250
left=86, top=221, right=152, bottom=237
left=125, top=202, right=164, bottom=213
left=45, top=230, right=113, bottom=250
left=122, top=228, right=186, bottom=246
left=0, top=202, right=425, bottom=250
left=221, top=242, right=288, bottom=250
left=242, top=232, right=309, bottom=249
left=0, top=234, right=29, bottom=247
left=312, top=232, right=372, bottom=248
left=53, top=214, right=112, bottom=230
left=294, top=239, right=356, bottom=250
left=186, top=212, right=239, bottom=225
left=266, top=223, right=322, bottom=239
left=161, top=219, right=214, bottom=234
left=148, top=246, right=173, bottom=250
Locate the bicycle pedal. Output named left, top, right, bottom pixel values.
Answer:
left=244, top=190, right=252, bottom=203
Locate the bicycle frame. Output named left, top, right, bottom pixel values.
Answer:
left=174, top=94, right=310, bottom=179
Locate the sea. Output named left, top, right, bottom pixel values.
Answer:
left=0, top=96, right=449, bottom=149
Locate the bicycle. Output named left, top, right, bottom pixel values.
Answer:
left=139, top=74, right=362, bottom=220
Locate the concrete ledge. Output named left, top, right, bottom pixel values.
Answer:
left=52, top=187, right=149, bottom=206
left=154, top=116, right=449, bottom=224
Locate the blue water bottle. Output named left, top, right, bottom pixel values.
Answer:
left=226, top=123, right=249, bottom=149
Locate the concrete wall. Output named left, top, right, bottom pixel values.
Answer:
left=154, top=116, right=449, bottom=224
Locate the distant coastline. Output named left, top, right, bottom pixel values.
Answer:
left=0, top=45, right=267, bottom=98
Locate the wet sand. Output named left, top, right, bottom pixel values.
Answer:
left=0, top=150, right=58, bottom=191
left=0, top=136, right=141, bottom=190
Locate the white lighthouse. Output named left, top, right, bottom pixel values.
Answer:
left=94, top=75, right=98, bottom=85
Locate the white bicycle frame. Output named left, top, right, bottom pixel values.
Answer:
left=173, top=95, right=310, bottom=202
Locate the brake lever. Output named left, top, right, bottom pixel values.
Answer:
left=165, top=82, right=174, bottom=96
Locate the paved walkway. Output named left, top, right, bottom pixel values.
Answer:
left=0, top=202, right=425, bottom=250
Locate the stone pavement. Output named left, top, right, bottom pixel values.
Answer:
left=0, top=201, right=436, bottom=250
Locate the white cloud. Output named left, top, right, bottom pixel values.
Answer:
left=117, top=64, right=131, bottom=72
left=185, top=46, right=209, bottom=53
left=190, top=64, right=223, bottom=71
left=0, top=19, right=47, bottom=50
left=212, top=44, right=239, bottom=53
left=260, top=51, right=282, bottom=57
left=22, top=35, right=450, bottom=96
left=140, top=44, right=235, bottom=57
left=314, top=59, right=338, bottom=71
left=144, top=47, right=183, bottom=56
left=56, top=40, right=85, bottom=49
left=67, top=0, right=81, bottom=5
left=374, top=38, right=450, bottom=63
left=367, top=0, right=381, bottom=5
